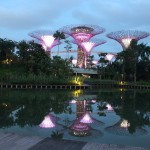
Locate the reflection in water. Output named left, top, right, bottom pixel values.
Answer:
left=80, top=112, right=93, bottom=124
left=120, top=119, right=130, bottom=128
left=39, top=115, right=55, bottom=128
left=70, top=119, right=90, bottom=137
left=0, top=89, right=150, bottom=147
left=106, top=104, right=113, bottom=111
left=105, top=119, right=147, bottom=136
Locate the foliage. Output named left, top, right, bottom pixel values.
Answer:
left=51, top=131, right=64, bottom=139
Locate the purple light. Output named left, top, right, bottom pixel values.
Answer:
left=60, top=24, right=105, bottom=43
left=39, top=115, right=55, bottom=128
left=107, top=30, right=149, bottom=49
left=28, top=30, right=61, bottom=57
left=80, top=112, right=93, bottom=124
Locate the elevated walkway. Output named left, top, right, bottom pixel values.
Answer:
left=72, top=68, right=98, bottom=75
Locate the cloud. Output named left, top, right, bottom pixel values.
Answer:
left=0, top=0, right=84, bottom=30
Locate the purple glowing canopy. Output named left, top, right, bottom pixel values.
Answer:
left=80, top=112, right=93, bottom=124
left=80, top=39, right=106, bottom=55
left=29, top=30, right=61, bottom=51
left=107, top=30, right=149, bottom=49
left=72, top=39, right=106, bottom=55
left=39, top=114, right=55, bottom=128
left=59, top=24, right=105, bottom=43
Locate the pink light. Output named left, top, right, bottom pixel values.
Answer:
left=80, top=112, right=93, bottom=123
left=81, top=42, right=95, bottom=53
left=72, top=33, right=92, bottom=43
left=105, top=54, right=115, bottom=61
left=72, top=59, right=77, bottom=66
left=106, top=104, right=113, bottom=111
left=41, top=35, right=55, bottom=49
left=39, top=115, right=55, bottom=128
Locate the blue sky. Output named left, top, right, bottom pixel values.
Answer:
left=0, top=0, right=150, bottom=59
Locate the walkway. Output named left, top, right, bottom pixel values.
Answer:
left=0, top=132, right=149, bottom=150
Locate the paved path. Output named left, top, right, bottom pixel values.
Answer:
left=0, top=132, right=149, bottom=150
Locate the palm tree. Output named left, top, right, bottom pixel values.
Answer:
left=53, top=31, right=66, bottom=55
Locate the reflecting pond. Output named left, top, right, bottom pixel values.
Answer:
left=0, top=89, right=150, bottom=148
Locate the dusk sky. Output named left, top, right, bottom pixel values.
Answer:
left=1, top=0, right=150, bottom=59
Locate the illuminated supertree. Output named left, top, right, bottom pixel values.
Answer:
left=107, top=30, right=149, bottom=50
left=105, top=53, right=116, bottom=62
left=60, top=24, right=105, bottom=68
left=72, top=39, right=106, bottom=68
left=29, top=30, right=61, bottom=57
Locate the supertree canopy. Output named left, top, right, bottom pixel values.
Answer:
left=39, top=114, right=55, bottom=128
left=59, top=24, right=105, bottom=68
left=107, top=30, right=149, bottom=49
left=29, top=30, right=61, bottom=57
left=60, top=24, right=105, bottom=43
left=72, top=39, right=106, bottom=68
left=80, top=39, right=106, bottom=55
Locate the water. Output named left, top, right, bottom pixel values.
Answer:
left=0, top=89, right=150, bottom=148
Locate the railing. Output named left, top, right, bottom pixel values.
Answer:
left=0, top=83, right=149, bottom=90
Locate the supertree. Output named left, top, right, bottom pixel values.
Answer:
left=59, top=24, right=105, bottom=68
left=72, top=39, right=106, bottom=68
left=29, top=30, right=61, bottom=57
left=105, top=53, right=116, bottom=62
left=107, top=30, right=149, bottom=50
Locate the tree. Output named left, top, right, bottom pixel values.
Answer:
left=0, top=38, right=16, bottom=63
left=98, top=53, right=109, bottom=79
left=50, top=56, right=73, bottom=79
left=16, top=40, right=30, bottom=63
left=53, top=31, right=66, bottom=55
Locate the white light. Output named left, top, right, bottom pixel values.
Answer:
left=120, top=119, right=130, bottom=128
left=121, top=38, right=132, bottom=48
left=72, top=59, right=77, bottom=66
left=69, top=100, right=76, bottom=104
left=41, top=35, right=55, bottom=48
left=105, top=54, right=115, bottom=61
left=106, top=104, right=113, bottom=111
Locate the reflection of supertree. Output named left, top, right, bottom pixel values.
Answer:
left=60, top=24, right=105, bottom=68
left=73, top=39, right=106, bottom=68
left=39, top=114, right=55, bottom=128
left=80, top=112, right=93, bottom=123
left=105, top=119, right=147, bottom=136
left=29, top=30, right=61, bottom=57
left=70, top=119, right=90, bottom=137
left=107, top=30, right=149, bottom=50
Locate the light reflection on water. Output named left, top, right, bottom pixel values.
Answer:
left=0, top=89, right=150, bottom=148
